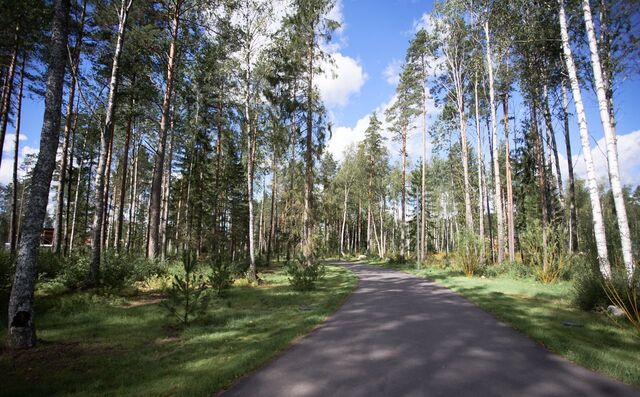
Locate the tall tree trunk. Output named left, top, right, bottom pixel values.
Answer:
left=542, top=84, right=564, bottom=207
left=457, top=89, right=473, bottom=232
left=400, top=125, right=407, bottom=258
left=302, top=30, right=315, bottom=265
left=532, top=99, right=549, bottom=234
left=148, top=0, right=181, bottom=258
left=484, top=20, right=504, bottom=263
left=502, top=94, right=515, bottom=262
left=64, top=109, right=79, bottom=255
left=115, top=110, right=133, bottom=252
left=561, top=79, right=578, bottom=252
left=90, top=0, right=132, bottom=283
left=52, top=0, right=85, bottom=254
left=160, top=114, right=174, bottom=259
left=0, top=24, right=19, bottom=169
left=420, top=54, right=428, bottom=263
left=10, top=55, right=25, bottom=256
left=266, top=151, right=277, bottom=265
left=582, top=0, right=635, bottom=279
left=559, top=0, right=610, bottom=278
left=245, top=53, right=257, bottom=280
left=8, top=0, right=70, bottom=349
left=126, top=138, right=140, bottom=252
left=473, top=75, right=485, bottom=260
left=340, top=185, right=349, bottom=257
left=68, top=142, right=85, bottom=252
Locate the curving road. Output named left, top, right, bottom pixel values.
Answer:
left=221, top=262, right=639, bottom=397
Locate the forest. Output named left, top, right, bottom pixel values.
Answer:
left=0, top=0, right=639, bottom=395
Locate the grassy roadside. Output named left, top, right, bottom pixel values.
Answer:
left=0, top=265, right=357, bottom=397
left=363, top=258, right=640, bottom=386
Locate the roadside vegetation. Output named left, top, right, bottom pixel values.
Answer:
left=0, top=254, right=356, bottom=397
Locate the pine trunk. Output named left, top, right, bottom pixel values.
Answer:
left=148, top=0, right=181, bottom=258
left=10, top=56, right=25, bottom=256
left=89, top=0, right=132, bottom=283
left=8, top=0, right=70, bottom=349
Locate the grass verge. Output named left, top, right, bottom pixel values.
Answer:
left=364, top=258, right=640, bottom=386
left=0, top=265, right=356, bottom=397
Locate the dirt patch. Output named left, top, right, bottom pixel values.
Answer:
left=119, top=292, right=166, bottom=309
left=3, top=340, right=123, bottom=382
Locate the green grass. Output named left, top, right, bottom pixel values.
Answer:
left=364, top=257, right=640, bottom=386
left=0, top=265, right=357, bottom=397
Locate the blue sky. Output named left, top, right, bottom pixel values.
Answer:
left=2, top=0, right=639, bottom=188
left=321, top=0, right=640, bottom=187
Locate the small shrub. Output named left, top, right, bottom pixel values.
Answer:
left=455, top=230, right=483, bottom=277
left=603, top=266, right=640, bottom=335
left=161, top=252, right=209, bottom=326
left=37, top=250, right=63, bottom=279
left=521, top=222, right=571, bottom=284
left=285, top=255, right=326, bottom=291
left=572, top=255, right=608, bottom=311
left=208, top=256, right=235, bottom=297
left=482, top=261, right=531, bottom=279
left=56, top=253, right=91, bottom=290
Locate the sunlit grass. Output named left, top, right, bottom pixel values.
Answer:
left=366, top=258, right=640, bottom=386
left=0, top=265, right=357, bottom=397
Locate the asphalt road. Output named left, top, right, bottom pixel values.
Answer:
left=221, top=262, right=639, bottom=397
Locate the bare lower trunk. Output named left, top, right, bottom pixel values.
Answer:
left=148, top=0, right=181, bottom=258
left=559, top=0, right=610, bottom=278
left=90, top=0, right=132, bottom=284
left=115, top=111, right=132, bottom=252
left=400, top=126, right=407, bottom=257
left=8, top=0, right=70, bottom=349
left=502, top=94, right=515, bottom=262
left=52, top=0, right=85, bottom=254
left=340, top=186, right=349, bottom=256
left=10, top=56, right=25, bottom=256
left=582, top=0, right=635, bottom=279
left=473, top=76, right=485, bottom=260
left=484, top=20, right=504, bottom=263
left=160, top=118, right=174, bottom=259
left=0, top=24, right=19, bottom=169
left=561, top=79, right=578, bottom=252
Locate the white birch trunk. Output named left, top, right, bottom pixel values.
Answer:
left=559, top=0, right=611, bottom=278
left=484, top=20, right=504, bottom=263
left=582, top=0, right=635, bottom=280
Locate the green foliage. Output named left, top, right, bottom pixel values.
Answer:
left=100, top=251, right=167, bottom=290
left=54, top=251, right=166, bottom=291
left=454, top=229, right=484, bottom=277
left=482, top=260, right=532, bottom=279
left=521, top=222, right=571, bottom=284
left=0, top=250, right=14, bottom=295
left=572, top=255, right=609, bottom=311
left=56, top=252, right=91, bottom=290
left=603, top=267, right=640, bottom=336
left=161, top=252, right=209, bottom=326
left=37, top=251, right=64, bottom=278
left=285, top=255, right=326, bottom=291
left=207, top=256, right=235, bottom=297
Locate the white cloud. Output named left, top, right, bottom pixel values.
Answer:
left=326, top=114, right=371, bottom=161
left=2, top=134, right=27, bottom=153
left=0, top=145, right=39, bottom=185
left=317, top=52, right=367, bottom=108
left=413, top=12, right=436, bottom=34
left=559, top=130, right=640, bottom=187
left=383, top=59, right=402, bottom=86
